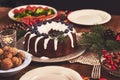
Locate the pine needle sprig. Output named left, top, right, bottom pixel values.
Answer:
left=78, top=25, right=120, bottom=55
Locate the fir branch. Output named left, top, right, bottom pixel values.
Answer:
left=105, top=40, right=120, bottom=51
left=91, top=25, right=105, bottom=34
left=78, top=25, right=120, bottom=55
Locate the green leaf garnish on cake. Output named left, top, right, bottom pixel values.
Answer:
left=48, top=29, right=66, bottom=43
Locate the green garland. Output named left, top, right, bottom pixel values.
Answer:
left=78, top=25, right=120, bottom=55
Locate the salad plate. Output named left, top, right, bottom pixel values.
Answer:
left=67, top=9, right=111, bottom=25
left=20, top=66, right=83, bottom=80
left=8, top=5, right=57, bottom=22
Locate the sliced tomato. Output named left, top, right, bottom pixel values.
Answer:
left=26, top=5, right=33, bottom=11
left=44, top=7, right=49, bottom=10
left=31, top=6, right=37, bottom=12
left=19, top=8, right=25, bottom=13
left=37, top=6, right=43, bottom=9
left=13, top=9, right=19, bottom=14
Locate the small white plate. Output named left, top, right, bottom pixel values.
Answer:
left=8, top=5, right=57, bottom=22
left=20, top=66, right=83, bottom=80
left=0, top=50, right=32, bottom=76
left=67, top=9, right=111, bottom=25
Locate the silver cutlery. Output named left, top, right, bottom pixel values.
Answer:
left=91, top=65, right=101, bottom=79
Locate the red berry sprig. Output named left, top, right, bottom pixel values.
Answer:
left=102, top=50, right=120, bottom=70
left=116, top=33, right=120, bottom=42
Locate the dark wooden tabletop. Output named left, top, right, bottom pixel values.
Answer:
left=0, top=7, right=120, bottom=80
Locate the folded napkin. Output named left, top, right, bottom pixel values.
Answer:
left=69, top=33, right=100, bottom=65
left=69, top=50, right=100, bottom=65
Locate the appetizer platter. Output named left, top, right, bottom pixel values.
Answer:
left=8, top=5, right=57, bottom=22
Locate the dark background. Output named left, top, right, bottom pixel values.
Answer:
left=0, top=0, right=120, bottom=15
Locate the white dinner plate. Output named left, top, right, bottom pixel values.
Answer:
left=8, top=5, right=57, bottom=22
left=20, top=66, right=83, bottom=80
left=67, top=9, right=111, bottom=25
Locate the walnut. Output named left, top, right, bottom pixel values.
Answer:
left=1, top=58, right=13, bottom=70
left=0, top=49, right=3, bottom=56
left=10, top=47, right=18, bottom=56
left=3, top=46, right=10, bottom=52
left=4, top=52, right=13, bottom=59
left=12, top=57, right=22, bottom=67
left=17, top=51, right=25, bottom=60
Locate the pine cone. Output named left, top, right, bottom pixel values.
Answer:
left=103, top=29, right=115, bottom=40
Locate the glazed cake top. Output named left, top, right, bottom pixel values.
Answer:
left=24, top=21, right=76, bottom=51
left=25, top=21, right=76, bottom=38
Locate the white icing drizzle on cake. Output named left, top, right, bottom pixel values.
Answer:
left=24, top=32, right=30, bottom=37
left=44, top=38, right=50, bottom=50
left=27, top=33, right=36, bottom=52
left=35, top=36, right=43, bottom=53
left=24, top=21, right=76, bottom=52
left=68, top=32, right=74, bottom=48
left=54, top=38, right=58, bottom=51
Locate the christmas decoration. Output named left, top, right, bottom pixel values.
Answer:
left=78, top=25, right=120, bottom=55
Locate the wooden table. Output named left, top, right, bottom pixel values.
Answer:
left=0, top=7, right=120, bottom=80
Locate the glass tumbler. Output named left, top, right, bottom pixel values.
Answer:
left=0, top=29, right=16, bottom=47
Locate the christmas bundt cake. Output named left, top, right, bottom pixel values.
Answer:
left=24, top=21, right=78, bottom=58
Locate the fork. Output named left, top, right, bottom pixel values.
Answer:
left=91, top=65, right=101, bottom=79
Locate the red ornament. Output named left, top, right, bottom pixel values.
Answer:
left=99, top=78, right=108, bottom=80
left=102, top=50, right=108, bottom=57
left=116, top=34, right=120, bottom=42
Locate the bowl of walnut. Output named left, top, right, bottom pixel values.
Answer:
left=100, top=50, right=120, bottom=77
left=0, top=46, right=32, bottom=76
